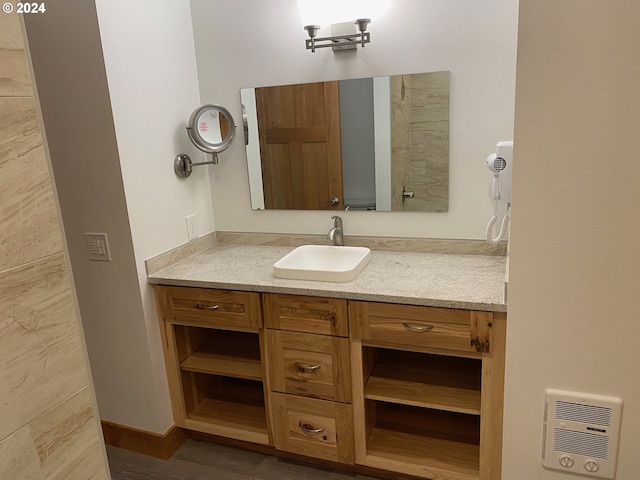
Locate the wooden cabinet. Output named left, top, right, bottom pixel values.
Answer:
left=155, top=286, right=270, bottom=445
left=263, top=293, right=355, bottom=464
left=156, top=286, right=505, bottom=480
left=350, top=300, right=506, bottom=480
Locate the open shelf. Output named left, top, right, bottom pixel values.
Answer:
left=357, top=347, right=483, bottom=478
left=365, top=400, right=480, bottom=477
left=367, top=427, right=479, bottom=478
left=181, top=373, right=269, bottom=444
left=175, top=327, right=263, bottom=381
left=188, top=397, right=267, bottom=434
left=171, top=320, right=268, bottom=444
left=364, top=349, right=481, bottom=415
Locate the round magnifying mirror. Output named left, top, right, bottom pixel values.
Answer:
left=176, top=104, right=237, bottom=178
left=186, top=104, right=236, bottom=158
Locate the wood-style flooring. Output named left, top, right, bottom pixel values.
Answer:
left=107, top=439, right=383, bottom=480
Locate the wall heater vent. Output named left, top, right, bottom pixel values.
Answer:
left=556, top=401, right=612, bottom=427
left=542, top=389, right=622, bottom=479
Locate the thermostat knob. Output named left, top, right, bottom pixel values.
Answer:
left=584, top=460, right=599, bottom=472
left=559, top=456, right=574, bottom=468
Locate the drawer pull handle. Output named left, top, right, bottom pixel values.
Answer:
left=402, top=322, right=434, bottom=332
left=294, top=362, right=321, bottom=373
left=298, top=422, right=325, bottom=435
left=195, top=304, right=219, bottom=311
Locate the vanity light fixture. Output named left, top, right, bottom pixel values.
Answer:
left=304, top=18, right=371, bottom=53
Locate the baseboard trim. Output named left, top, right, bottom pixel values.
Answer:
left=101, top=421, right=187, bottom=460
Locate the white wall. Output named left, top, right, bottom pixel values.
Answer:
left=94, top=0, right=212, bottom=433
left=25, top=0, right=210, bottom=434
left=191, top=0, right=518, bottom=239
left=504, top=1, right=640, bottom=479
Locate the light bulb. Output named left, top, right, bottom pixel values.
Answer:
left=298, top=0, right=390, bottom=28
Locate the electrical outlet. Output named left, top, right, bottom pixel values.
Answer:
left=186, top=214, right=198, bottom=241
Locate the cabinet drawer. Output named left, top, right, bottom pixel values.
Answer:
left=270, top=392, right=354, bottom=464
left=157, top=286, right=261, bottom=331
left=350, top=301, right=493, bottom=354
left=266, top=330, right=351, bottom=403
left=263, top=293, right=348, bottom=337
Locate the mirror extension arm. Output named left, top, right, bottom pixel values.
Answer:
left=174, top=153, right=220, bottom=178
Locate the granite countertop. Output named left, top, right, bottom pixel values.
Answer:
left=148, top=244, right=507, bottom=313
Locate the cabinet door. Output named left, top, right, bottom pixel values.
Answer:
left=267, top=330, right=351, bottom=403
left=158, top=285, right=262, bottom=332
left=270, top=392, right=354, bottom=465
left=263, top=293, right=348, bottom=336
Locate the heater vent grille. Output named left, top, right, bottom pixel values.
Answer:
left=543, top=389, right=623, bottom=479
left=556, top=401, right=612, bottom=427
left=554, top=428, right=609, bottom=460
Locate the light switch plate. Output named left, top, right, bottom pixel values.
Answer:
left=84, top=233, right=111, bottom=261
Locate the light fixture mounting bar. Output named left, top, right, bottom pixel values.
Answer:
left=305, top=32, right=370, bottom=52
left=304, top=18, right=371, bottom=53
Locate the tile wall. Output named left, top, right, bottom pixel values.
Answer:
left=0, top=12, right=110, bottom=479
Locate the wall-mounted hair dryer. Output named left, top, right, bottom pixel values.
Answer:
left=486, top=141, right=513, bottom=245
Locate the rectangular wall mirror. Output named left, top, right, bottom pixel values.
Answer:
left=242, top=71, right=449, bottom=212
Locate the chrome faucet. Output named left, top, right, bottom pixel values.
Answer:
left=327, top=215, right=344, bottom=246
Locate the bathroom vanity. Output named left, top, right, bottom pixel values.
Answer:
left=149, top=242, right=507, bottom=480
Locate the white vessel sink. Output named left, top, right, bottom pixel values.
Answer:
left=273, top=245, right=371, bottom=282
